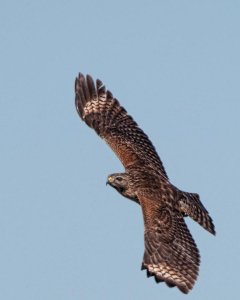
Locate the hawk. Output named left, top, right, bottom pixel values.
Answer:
left=75, top=73, right=215, bottom=294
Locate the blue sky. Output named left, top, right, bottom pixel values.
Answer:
left=0, top=1, right=239, bottom=299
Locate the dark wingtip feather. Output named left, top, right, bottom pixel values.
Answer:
left=75, top=73, right=87, bottom=119
left=86, top=74, right=97, bottom=98
left=107, top=90, right=113, bottom=99
left=75, top=73, right=83, bottom=93
left=154, top=276, right=164, bottom=283
left=98, top=85, right=106, bottom=95
left=96, top=79, right=103, bottom=89
left=178, top=285, right=190, bottom=294
left=75, top=77, right=79, bottom=93
left=146, top=270, right=154, bottom=278
left=77, top=73, right=85, bottom=87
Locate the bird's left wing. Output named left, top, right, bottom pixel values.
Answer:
left=75, top=73, right=168, bottom=178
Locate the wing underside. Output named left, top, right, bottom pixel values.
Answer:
left=139, top=195, right=200, bottom=293
left=75, top=73, right=168, bottom=178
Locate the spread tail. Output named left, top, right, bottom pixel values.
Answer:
left=178, top=191, right=216, bottom=235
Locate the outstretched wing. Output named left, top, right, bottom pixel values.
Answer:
left=75, top=73, right=168, bottom=178
left=139, top=195, right=200, bottom=294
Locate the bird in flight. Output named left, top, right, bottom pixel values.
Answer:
left=75, top=73, right=215, bottom=294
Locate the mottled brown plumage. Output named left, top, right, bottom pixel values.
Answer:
left=75, top=73, right=215, bottom=294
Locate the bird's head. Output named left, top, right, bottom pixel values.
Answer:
left=106, top=173, right=138, bottom=202
left=107, top=173, right=129, bottom=193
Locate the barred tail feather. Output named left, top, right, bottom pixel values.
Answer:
left=178, top=192, right=216, bottom=235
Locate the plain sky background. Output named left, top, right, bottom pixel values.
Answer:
left=0, top=1, right=239, bottom=299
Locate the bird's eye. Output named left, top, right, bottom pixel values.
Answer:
left=116, top=177, right=123, bottom=182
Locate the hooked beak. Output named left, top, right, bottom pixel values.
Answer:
left=106, top=176, right=114, bottom=186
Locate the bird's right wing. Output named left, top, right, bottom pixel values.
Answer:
left=75, top=73, right=168, bottom=178
left=138, top=195, right=200, bottom=294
